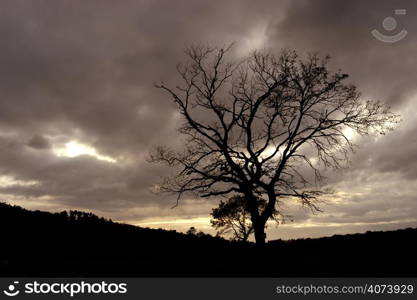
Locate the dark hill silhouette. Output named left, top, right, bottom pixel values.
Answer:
left=0, top=202, right=416, bottom=277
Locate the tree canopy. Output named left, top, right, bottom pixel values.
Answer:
left=211, top=195, right=285, bottom=241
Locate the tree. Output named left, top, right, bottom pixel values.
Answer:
left=186, top=226, right=197, bottom=235
left=210, top=195, right=284, bottom=242
left=150, top=44, right=398, bottom=246
left=186, top=226, right=206, bottom=237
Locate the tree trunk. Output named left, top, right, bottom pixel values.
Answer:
left=253, top=221, right=266, bottom=246
left=244, top=190, right=267, bottom=246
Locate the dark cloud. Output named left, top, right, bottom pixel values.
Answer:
left=27, top=134, right=51, bottom=150
left=0, top=0, right=416, bottom=238
left=268, top=0, right=417, bottom=107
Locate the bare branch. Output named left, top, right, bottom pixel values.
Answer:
left=151, top=44, right=400, bottom=245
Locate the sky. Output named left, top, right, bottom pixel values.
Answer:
left=1, top=0, right=416, bottom=240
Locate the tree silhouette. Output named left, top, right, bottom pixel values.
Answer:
left=186, top=226, right=197, bottom=235
left=151, top=44, right=399, bottom=245
left=211, top=195, right=254, bottom=241
left=211, top=195, right=284, bottom=241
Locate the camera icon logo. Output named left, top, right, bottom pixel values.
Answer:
left=372, top=9, right=408, bottom=43
left=3, top=281, right=20, bottom=297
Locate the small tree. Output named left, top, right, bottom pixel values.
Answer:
left=186, top=226, right=206, bottom=237
left=186, top=226, right=197, bottom=235
left=150, top=44, right=398, bottom=245
left=211, top=195, right=284, bottom=242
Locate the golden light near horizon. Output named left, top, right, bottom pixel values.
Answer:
left=53, top=141, right=117, bottom=163
left=138, top=216, right=211, bottom=227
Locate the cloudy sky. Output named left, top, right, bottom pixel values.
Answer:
left=1, top=0, right=416, bottom=240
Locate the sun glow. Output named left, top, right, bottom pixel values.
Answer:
left=259, top=146, right=282, bottom=160
left=53, top=141, right=116, bottom=163
left=342, top=127, right=357, bottom=141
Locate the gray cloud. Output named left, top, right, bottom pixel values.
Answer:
left=268, top=0, right=417, bottom=106
left=27, top=134, right=51, bottom=150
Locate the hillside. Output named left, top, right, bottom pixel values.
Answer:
left=0, top=202, right=416, bottom=277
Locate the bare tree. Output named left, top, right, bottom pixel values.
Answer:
left=150, top=44, right=398, bottom=246
left=211, top=195, right=285, bottom=242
